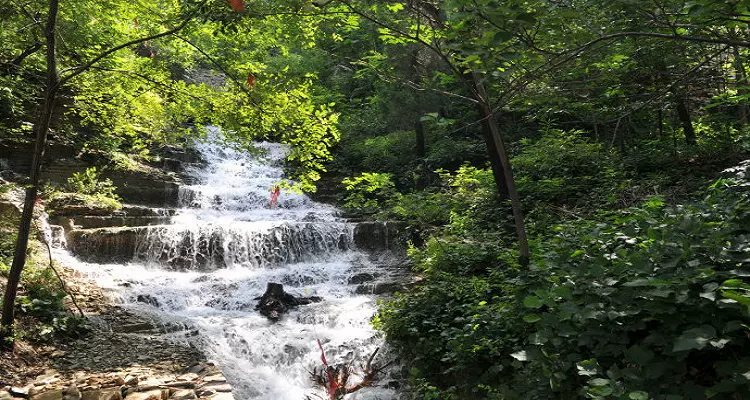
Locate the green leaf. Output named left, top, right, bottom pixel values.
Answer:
left=510, top=350, right=528, bottom=361
left=589, top=378, right=611, bottom=386
left=587, top=378, right=613, bottom=396
left=523, top=296, right=544, bottom=308
left=628, top=391, right=649, bottom=400
left=523, top=314, right=541, bottom=323
left=625, top=345, right=654, bottom=365
left=576, top=359, right=599, bottom=376
left=673, top=325, right=716, bottom=352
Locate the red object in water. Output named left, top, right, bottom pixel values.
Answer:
left=317, top=339, right=339, bottom=399
left=269, top=185, right=280, bottom=206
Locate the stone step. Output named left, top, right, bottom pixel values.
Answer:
left=119, top=205, right=177, bottom=217
left=74, top=215, right=172, bottom=229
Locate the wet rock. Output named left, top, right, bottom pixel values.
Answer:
left=74, top=216, right=171, bottom=230
left=135, top=295, right=160, bottom=308
left=0, top=391, right=13, bottom=400
left=301, top=213, right=320, bottom=222
left=118, top=322, right=157, bottom=333
left=373, top=281, right=404, bottom=295
left=353, top=221, right=407, bottom=252
left=67, top=227, right=145, bottom=263
left=122, top=377, right=138, bottom=387
left=255, top=283, right=322, bottom=321
left=347, top=273, right=375, bottom=285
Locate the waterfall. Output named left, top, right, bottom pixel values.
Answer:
left=55, top=127, right=398, bottom=399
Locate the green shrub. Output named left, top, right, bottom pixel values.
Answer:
left=378, top=171, right=750, bottom=398
left=513, top=128, right=623, bottom=208
left=66, top=167, right=119, bottom=200
left=46, top=167, right=122, bottom=215
left=342, top=172, right=398, bottom=214
left=0, top=185, right=88, bottom=342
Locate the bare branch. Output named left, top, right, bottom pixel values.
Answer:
left=33, top=221, right=84, bottom=318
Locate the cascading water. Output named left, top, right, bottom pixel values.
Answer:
left=54, top=128, right=399, bottom=399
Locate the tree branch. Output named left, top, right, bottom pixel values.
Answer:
left=171, top=33, right=260, bottom=108
left=58, top=5, right=203, bottom=85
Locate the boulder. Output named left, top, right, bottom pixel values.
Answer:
left=62, top=385, right=81, bottom=400
left=9, top=386, right=31, bottom=398
left=121, top=390, right=166, bottom=400
left=80, top=389, right=122, bottom=400
left=168, top=390, right=195, bottom=400
left=31, top=390, right=64, bottom=400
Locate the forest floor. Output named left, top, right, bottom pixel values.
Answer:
left=0, top=265, right=235, bottom=400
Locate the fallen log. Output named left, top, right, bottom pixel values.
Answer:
left=255, top=282, right=322, bottom=321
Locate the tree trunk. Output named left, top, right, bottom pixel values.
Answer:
left=657, top=108, right=664, bottom=138
left=675, top=97, right=697, bottom=146
left=474, top=97, right=509, bottom=199
left=415, top=119, right=425, bottom=158
left=1, top=0, right=60, bottom=342
left=414, top=119, right=428, bottom=188
left=470, top=74, right=530, bottom=266
left=733, top=46, right=748, bottom=125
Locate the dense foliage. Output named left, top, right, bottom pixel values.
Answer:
left=4, top=0, right=750, bottom=397
left=375, top=166, right=750, bottom=399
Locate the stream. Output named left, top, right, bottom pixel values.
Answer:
left=52, top=128, right=399, bottom=399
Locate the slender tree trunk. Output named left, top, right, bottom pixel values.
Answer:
left=414, top=119, right=427, bottom=188
left=657, top=108, right=664, bottom=138
left=733, top=46, right=748, bottom=125
left=471, top=75, right=529, bottom=266
left=1, top=0, right=60, bottom=342
left=415, top=119, right=426, bottom=158
left=476, top=103, right=509, bottom=199
left=675, top=97, right=697, bottom=146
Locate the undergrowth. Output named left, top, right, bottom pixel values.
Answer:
left=370, top=132, right=750, bottom=398
left=0, top=184, right=88, bottom=344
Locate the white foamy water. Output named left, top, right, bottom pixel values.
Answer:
left=54, top=128, right=397, bottom=400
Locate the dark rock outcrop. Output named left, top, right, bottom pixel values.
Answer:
left=67, top=227, right=146, bottom=263
left=255, top=283, right=321, bottom=321
left=353, top=221, right=409, bottom=252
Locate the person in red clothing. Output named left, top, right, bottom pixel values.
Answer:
left=269, top=185, right=281, bottom=207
